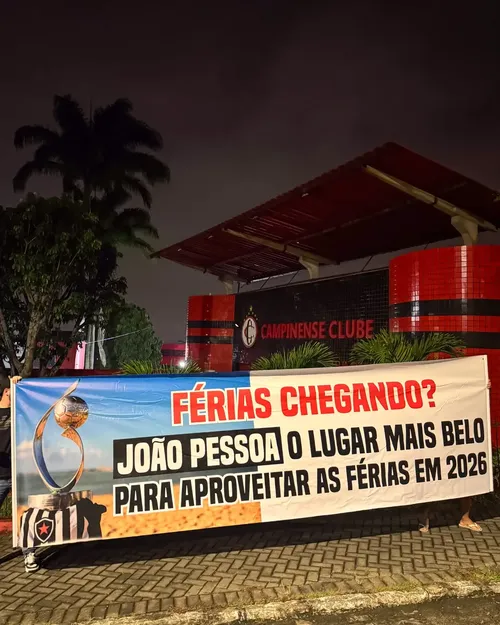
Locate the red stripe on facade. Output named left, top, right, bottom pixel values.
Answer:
left=186, top=294, right=235, bottom=371
left=390, top=316, right=500, bottom=333
left=187, top=295, right=236, bottom=321
left=390, top=246, right=500, bottom=304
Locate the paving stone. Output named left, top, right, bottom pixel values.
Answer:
left=1, top=499, right=500, bottom=622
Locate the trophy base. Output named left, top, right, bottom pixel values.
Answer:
left=28, top=490, right=93, bottom=511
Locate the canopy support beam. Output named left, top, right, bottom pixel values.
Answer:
left=364, top=165, right=496, bottom=245
left=299, top=257, right=320, bottom=280
left=219, top=276, right=234, bottom=294
left=451, top=216, right=479, bottom=245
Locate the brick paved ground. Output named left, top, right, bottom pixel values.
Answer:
left=0, top=498, right=500, bottom=625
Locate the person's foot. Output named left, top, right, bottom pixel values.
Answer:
left=459, top=516, right=482, bottom=532
left=24, top=552, right=40, bottom=573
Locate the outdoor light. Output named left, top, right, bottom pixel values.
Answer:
left=179, top=360, right=186, bottom=368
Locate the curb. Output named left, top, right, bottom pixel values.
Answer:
left=84, top=581, right=500, bottom=625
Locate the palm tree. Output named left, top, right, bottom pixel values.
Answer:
left=121, top=360, right=201, bottom=375
left=251, top=341, right=338, bottom=370
left=349, top=329, right=465, bottom=365
left=13, top=95, right=169, bottom=209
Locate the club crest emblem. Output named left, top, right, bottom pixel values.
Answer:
left=241, top=306, right=258, bottom=348
left=35, top=517, right=55, bottom=543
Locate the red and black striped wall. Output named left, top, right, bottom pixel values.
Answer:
left=390, top=245, right=500, bottom=435
left=161, top=343, right=185, bottom=366
left=186, top=294, right=235, bottom=371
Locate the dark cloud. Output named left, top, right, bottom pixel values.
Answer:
left=1, top=1, right=500, bottom=341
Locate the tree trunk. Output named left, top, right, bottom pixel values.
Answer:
left=83, top=181, right=92, bottom=212
left=97, top=323, right=107, bottom=368
left=0, top=307, right=22, bottom=373
left=21, top=314, right=43, bottom=377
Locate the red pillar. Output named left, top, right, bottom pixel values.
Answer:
left=389, top=245, right=500, bottom=446
left=186, top=294, right=235, bottom=372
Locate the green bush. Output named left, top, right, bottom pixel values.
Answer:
left=0, top=494, right=11, bottom=519
left=251, top=341, right=338, bottom=371
left=350, top=329, right=465, bottom=364
left=121, top=359, right=201, bottom=375
left=493, top=453, right=500, bottom=492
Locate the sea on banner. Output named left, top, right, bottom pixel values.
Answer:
left=12, top=355, right=492, bottom=548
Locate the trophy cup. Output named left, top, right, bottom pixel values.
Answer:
left=29, top=380, right=93, bottom=510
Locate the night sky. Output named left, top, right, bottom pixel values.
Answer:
left=1, top=1, right=500, bottom=342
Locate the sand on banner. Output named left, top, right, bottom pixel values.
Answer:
left=16, top=483, right=262, bottom=541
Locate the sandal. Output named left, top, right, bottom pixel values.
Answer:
left=458, top=521, right=482, bottom=532
left=418, top=523, right=430, bottom=533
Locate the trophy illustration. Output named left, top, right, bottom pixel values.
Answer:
left=29, top=380, right=93, bottom=510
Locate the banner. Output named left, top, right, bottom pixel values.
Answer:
left=12, top=355, right=492, bottom=548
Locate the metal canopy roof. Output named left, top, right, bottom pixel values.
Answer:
left=153, top=142, right=500, bottom=283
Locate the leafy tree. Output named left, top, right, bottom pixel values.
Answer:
left=104, top=303, right=162, bottom=369
left=349, top=329, right=465, bottom=365
left=121, top=360, right=201, bottom=375
left=251, top=341, right=338, bottom=370
left=0, top=194, right=126, bottom=376
left=13, top=95, right=169, bottom=208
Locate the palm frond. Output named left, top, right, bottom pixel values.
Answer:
left=13, top=125, right=59, bottom=149
left=53, top=95, right=88, bottom=132
left=120, top=176, right=153, bottom=207
left=121, top=120, right=163, bottom=151
left=94, top=99, right=163, bottom=150
left=93, top=196, right=158, bottom=253
left=350, top=330, right=465, bottom=365
left=112, top=235, right=155, bottom=254
left=131, top=227, right=159, bottom=240
left=13, top=160, right=65, bottom=191
left=33, top=143, right=62, bottom=162
left=409, top=332, right=466, bottom=361
left=105, top=223, right=157, bottom=254
left=95, top=98, right=133, bottom=118
left=96, top=188, right=132, bottom=213
left=121, top=359, right=201, bottom=375
left=113, top=208, right=159, bottom=237
left=121, top=151, right=170, bottom=184
left=251, top=341, right=338, bottom=371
